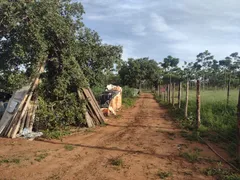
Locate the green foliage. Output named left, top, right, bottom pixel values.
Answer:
left=35, top=153, right=48, bottom=162
left=203, top=163, right=240, bottom=180
left=122, top=86, right=139, bottom=98
left=64, top=145, right=74, bottom=151
left=99, top=122, right=108, bottom=127
left=121, top=86, right=139, bottom=108
left=156, top=89, right=238, bottom=157
left=41, top=130, right=71, bottom=139
left=119, top=58, right=162, bottom=88
left=161, top=55, right=180, bottom=84
left=0, top=0, right=122, bottom=130
left=122, top=97, right=137, bottom=108
left=157, top=170, right=172, bottom=179
left=91, top=85, right=105, bottom=101
left=109, top=158, right=123, bottom=166
left=180, top=131, right=200, bottom=142
left=224, top=174, right=240, bottom=180
left=180, top=150, right=200, bottom=163
left=0, top=158, right=20, bottom=165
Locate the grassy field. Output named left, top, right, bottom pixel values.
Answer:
left=182, top=89, right=238, bottom=105
left=157, top=88, right=239, bottom=158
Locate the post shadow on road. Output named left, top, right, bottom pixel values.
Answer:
left=35, top=138, right=178, bottom=159
left=106, top=124, right=176, bottom=130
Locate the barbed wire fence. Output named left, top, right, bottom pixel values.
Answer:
left=156, top=81, right=240, bottom=171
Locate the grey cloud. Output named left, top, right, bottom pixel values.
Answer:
left=79, top=0, right=240, bottom=62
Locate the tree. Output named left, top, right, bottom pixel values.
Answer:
left=76, top=28, right=122, bottom=87
left=194, top=50, right=214, bottom=90
left=161, top=56, right=179, bottom=84
left=219, top=53, right=240, bottom=104
left=118, top=57, right=162, bottom=89
left=0, top=0, right=122, bottom=129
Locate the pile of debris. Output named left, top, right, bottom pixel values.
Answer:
left=0, top=87, right=105, bottom=139
left=0, top=86, right=39, bottom=138
left=100, top=84, right=122, bottom=116
left=0, top=66, right=105, bottom=138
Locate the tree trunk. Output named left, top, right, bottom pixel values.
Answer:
left=178, top=82, right=182, bottom=109
left=196, top=80, right=201, bottom=129
left=185, top=81, right=189, bottom=119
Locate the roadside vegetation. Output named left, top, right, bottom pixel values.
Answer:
left=155, top=89, right=238, bottom=157
left=122, top=86, right=139, bottom=108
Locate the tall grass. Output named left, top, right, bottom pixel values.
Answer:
left=182, top=90, right=238, bottom=132
left=156, top=89, right=239, bottom=158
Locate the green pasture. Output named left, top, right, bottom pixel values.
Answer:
left=182, top=89, right=238, bottom=105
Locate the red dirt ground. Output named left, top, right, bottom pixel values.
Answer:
left=0, top=93, right=231, bottom=180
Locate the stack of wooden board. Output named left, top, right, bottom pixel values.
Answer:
left=0, top=65, right=43, bottom=138
left=0, top=87, right=39, bottom=138
left=79, top=88, right=105, bottom=127
left=0, top=63, right=104, bottom=138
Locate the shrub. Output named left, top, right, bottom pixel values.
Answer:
left=122, top=86, right=139, bottom=98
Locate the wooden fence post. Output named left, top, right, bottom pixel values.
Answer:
left=227, top=79, right=230, bottom=105
left=178, top=82, right=182, bottom=109
left=168, top=84, right=171, bottom=104
left=196, top=80, right=201, bottom=129
left=160, top=86, right=163, bottom=101
left=164, top=85, right=166, bottom=102
left=237, top=87, right=240, bottom=161
left=172, top=83, right=175, bottom=107
left=157, top=84, right=160, bottom=96
left=185, top=81, right=189, bottom=119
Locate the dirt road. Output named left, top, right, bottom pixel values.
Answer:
left=0, top=93, right=224, bottom=179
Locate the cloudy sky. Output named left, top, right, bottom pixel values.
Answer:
left=79, top=0, right=240, bottom=63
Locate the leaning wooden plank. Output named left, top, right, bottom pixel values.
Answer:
left=25, top=104, right=33, bottom=129
left=0, top=86, right=30, bottom=136
left=82, top=89, right=102, bottom=124
left=83, top=88, right=104, bottom=123
left=3, top=95, right=28, bottom=137
left=29, top=100, right=38, bottom=132
left=11, top=114, right=23, bottom=138
left=84, top=96, right=99, bottom=125
left=11, top=91, right=34, bottom=138
left=77, top=90, right=98, bottom=126
left=85, top=111, right=95, bottom=128
left=11, top=64, right=44, bottom=138
left=87, top=88, right=105, bottom=121
left=2, top=64, right=44, bottom=137
left=81, top=89, right=98, bottom=122
left=86, top=103, right=99, bottom=125
left=19, top=109, right=28, bottom=134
